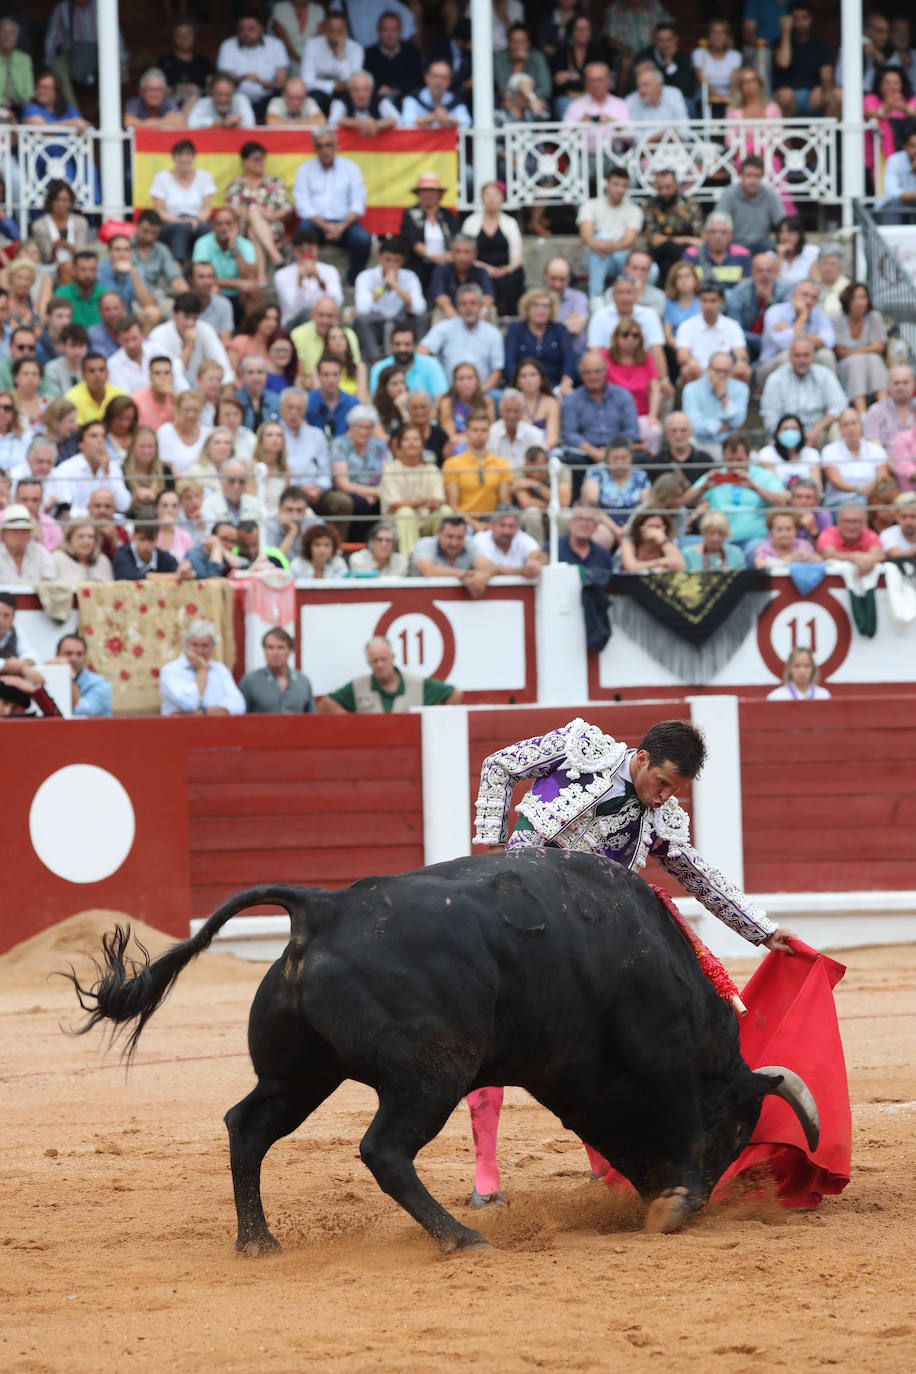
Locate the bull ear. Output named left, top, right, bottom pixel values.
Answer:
left=753, top=1066, right=820, bottom=1151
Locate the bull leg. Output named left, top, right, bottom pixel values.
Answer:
left=225, top=1071, right=341, bottom=1256
left=360, top=1090, right=490, bottom=1252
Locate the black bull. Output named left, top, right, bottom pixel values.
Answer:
left=64, top=849, right=819, bottom=1253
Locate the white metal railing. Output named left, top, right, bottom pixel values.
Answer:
left=0, top=126, right=133, bottom=236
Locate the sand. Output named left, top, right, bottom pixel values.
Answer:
left=2, top=911, right=915, bottom=1374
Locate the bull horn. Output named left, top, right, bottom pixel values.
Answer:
left=755, top=1066, right=820, bottom=1151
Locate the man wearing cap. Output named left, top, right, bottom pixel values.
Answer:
left=353, top=236, right=427, bottom=362
left=291, top=128, right=370, bottom=285
left=0, top=504, right=57, bottom=583
left=399, top=172, right=459, bottom=293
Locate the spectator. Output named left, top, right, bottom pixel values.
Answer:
left=401, top=59, right=471, bottom=129
left=225, top=142, right=294, bottom=278
left=13, top=474, right=60, bottom=550
left=643, top=169, right=704, bottom=280
left=192, top=207, right=261, bottom=318
left=888, top=16, right=916, bottom=87
left=377, top=425, right=448, bottom=555
left=291, top=520, right=348, bottom=579
left=131, top=355, right=178, bottom=431
left=0, top=388, right=26, bottom=469
left=329, top=68, right=398, bottom=132
left=301, top=11, right=363, bottom=109
left=46, top=631, right=112, bottom=715
left=318, top=323, right=367, bottom=400
left=186, top=262, right=234, bottom=346
left=757, top=414, right=824, bottom=495
left=10, top=357, right=46, bottom=429
left=833, top=282, right=889, bottom=413
left=364, top=10, right=423, bottom=106
left=754, top=508, right=823, bottom=567
left=585, top=274, right=667, bottom=380
left=123, top=67, right=183, bottom=129
left=122, top=426, right=173, bottom=509
left=185, top=71, right=256, bottom=130
left=265, top=331, right=298, bottom=396
left=488, top=389, right=543, bottom=467
left=504, top=289, right=575, bottom=394
left=150, top=140, right=216, bottom=267
left=560, top=348, right=639, bottom=474
left=691, top=18, right=741, bottom=112
left=555, top=502, right=614, bottom=572
left=108, top=317, right=176, bottom=398
left=160, top=619, right=245, bottom=717
left=441, top=409, right=513, bottom=529
left=408, top=512, right=489, bottom=594
left=429, top=234, right=495, bottom=320
left=57, top=251, right=104, bottom=329
left=606, top=0, right=675, bottom=91
left=330, top=403, right=388, bottom=531
left=682, top=510, right=745, bottom=570
left=178, top=519, right=244, bottom=580
left=683, top=352, right=749, bottom=455
left=716, top=157, right=784, bottom=256
left=880, top=490, right=916, bottom=556
left=759, top=336, right=848, bottom=445
left=774, top=215, right=819, bottom=284
left=65, top=353, right=126, bottom=425
left=725, top=251, right=791, bottom=363
left=816, top=501, right=884, bottom=572
left=618, top=508, right=685, bottom=572
left=661, top=259, right=701, bottom=353
left=273, top=229, right=343, bottom=330
left=35, top=295, right=73, bottom=367
left=512, top=358, right=562, bottom=450
left=156, top=20, right=214, bottom=103
left=601, top=317, right=663, bottom=453
left=724, top=66, right=789, bottom=175
left=772, top=1, right=838, bottom=118
left=30, top=180, right=89, bottom=274
left=0, top=16, right=32, bottom=115
left=471, top=508, right=548, bottom=579
left=51, top=517, right=113, bottom=582
left=353, top=236, right=425, bottom=363
left=581, top=436, right=650, bottom=549
left=875, top=124, right=916, bottom=223
left=251, top=420, right=288, bottom=515
left=157, top=389, right=211, bottom=477
left=148, top=292, right=234, bottom=389
left=543, top=256, right=589, bottom=360
left=494, top=24, right=551, bottom=111
left=235, top=355, right=280, bottom=430
left=632, top=21, right=696, bottom=108
left=83, top=486, right=129, bottom=558
left=110, top=506, right=177, bottom=580
left=217, top=13, right=288, bottom=118
left=686, top=433, right=789, bottom=554
left=265, top=74, right=325, bottom=127
left=766, top=645, right=832, bottom=700
left=292, top=129, right=370, bottom=285
left=757, top=278, right=837, bottom=384
left=367, top=324, right=447, bottom=401
left=676, top=280, right=750, bottom=384
left=305, top=355, right=358, bottom=442
left=268, top=0, right=324, bottom=69
left=460, top=182, right=525, bottom=318
left=186, top=425, right=232, bottom=495
left=398, top=172, right=458, bottom=294
left=683, top=211, right=750, bottom=289
left=86, top=291, right=129, bottom=361
left=418, top=283, right=504, bottom=391
left=625, top=58, right=689, bottom=127
left=43, top=0, right=127, bottom=112
left=130, top=210, right=187, bottom=305
left=812, top=243, right=851, bottom=319
left=577, top=165, right=644, bottom=302
left=0, top=587, right=38, bottom=671
left=549, top=14, right=610, bottom=116
left=864, top=65, right=916, bottom=184
left=865, top=365, right=916, bottom=449
left=240, top=626, right=316, bottom=714
left=202, top=458, right=262, bottom=527
left=217, top=391, right=256, bottom=464
left=262, top=483, right=313, bottom=562
left=103, top=394, right=139, bottom=464
left=43, top=322, right=88, bottom=398
left=320, top=633, right=461, bottom=713
left=40, top=396, right=78, bottom=466
left=341, top=520, right=404, bottom=577
left=5, top=260, right=40, bottom=334
left=821, top=408, right=890, bottom=507
left=436, top=363, right=495, bottom=453
left=290, top=294, right=358, bottom=381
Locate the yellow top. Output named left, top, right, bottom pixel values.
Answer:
left=441, top=451, right=513, bottom=514
left=64, top=381, right=129, bottom=425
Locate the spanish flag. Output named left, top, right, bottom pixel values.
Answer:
left=132, top=128, right=458, bottom=237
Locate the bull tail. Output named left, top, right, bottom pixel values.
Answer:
left=61, top=885, right=309, bottom=1064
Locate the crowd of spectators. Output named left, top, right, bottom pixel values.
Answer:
left=1, top=2, right=916, bottom=717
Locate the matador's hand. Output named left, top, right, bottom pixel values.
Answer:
left=763, top=926, right=797, bottom=954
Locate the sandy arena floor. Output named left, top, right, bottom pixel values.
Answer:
left=2, top=911, right=915, bottom=1374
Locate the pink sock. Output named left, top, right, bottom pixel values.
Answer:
left=467, top=1085, right=504, bottom=1194
left=584, top=1142, right=611, bottom=1177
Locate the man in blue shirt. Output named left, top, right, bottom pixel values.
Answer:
left=560, top=349, right=639, bottom=492
left=552, top=504, right=614, bottom=573
left=305, top=356, right=358, bottom=439
left=192, top=207, right=259, bottom=306
left=876, top=127, right=916, bottom=223
left=417, top=283, right=504, bottom=390
left=48, top=632, right=112, bottom=717
left=368, top=323, right=448, bottom=397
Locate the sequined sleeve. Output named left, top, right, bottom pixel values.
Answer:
left=472, top=723, right=579, bottom=846
left=654, top=842, right=777, bottom=945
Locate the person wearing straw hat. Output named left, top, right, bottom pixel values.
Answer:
left=398, top=171, right=458, bottom=295
left=0, top=503, right=57, bottom=583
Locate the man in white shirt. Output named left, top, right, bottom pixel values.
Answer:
left=160, top=619, right=246, bottom=717
left=50, top=420, right=132, bottom=518
left=185, top=72, right=256, bottom=129
left=880, top=491, right=916, bottom=556
left=301, top=11, right=364, bottom=102
left=107, top=316, right=189, bottom=395
left=400, top=61, right=471, bottom=128
left=147, top=292, right=234, bottom=387
left=0, top=504, right=56, bottom=584
left=577, top=165, right=644, bottom=302
left=625, top=60, right=689, bottom=129
left=676, top=281, right=751, bottom=383
left=217, top=13, right=288, bottom=114
left=265, top=75, right=325, bottom=126
left=487, top=390, right=544, bottom=465
left=292, top=129, right=370, bottom=284
left=353, top=236, right=426, bottom=361
left=273, top=228, right=343, bottom=329
left=203, top=461, right=264, bottom=526
left=470, top=510, right=547, bottom=579
left=278, top=387, right=351, bottom=520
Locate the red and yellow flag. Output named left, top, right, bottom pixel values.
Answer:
left=132, top=128, right=458, bottom=236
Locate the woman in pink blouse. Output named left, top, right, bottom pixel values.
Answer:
left=864, top=66, right=916, bottom=185
left=601, top=318, right=662, bottom=454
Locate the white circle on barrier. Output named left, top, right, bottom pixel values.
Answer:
left=29, top=765, right=136, bottom=884
left=768, top=600, right=838, bottom=666
left=381, top=612, right=446, bottom=675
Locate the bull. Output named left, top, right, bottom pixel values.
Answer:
left=64, top=849, right=819, bottom=1253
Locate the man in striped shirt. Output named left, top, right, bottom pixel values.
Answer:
left=759, top=335, right=848, bottom=448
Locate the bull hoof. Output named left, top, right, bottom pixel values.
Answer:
left=441, top=1227, right=490, bottom=1253
left=644, top=1186, right=692, bottom=1235
left=468, top=1188, right=508, bottom=1209
left=235, top=1232, right=282, bottom=1257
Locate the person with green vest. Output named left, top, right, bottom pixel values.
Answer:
left=318, top=634, right=461, bottom=713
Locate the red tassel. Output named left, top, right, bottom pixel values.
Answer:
left=647, top=882, right=741, bottom=1007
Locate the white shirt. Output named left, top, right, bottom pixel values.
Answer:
left=675, top=313, right=747, bottom=367
left=49, top=454, right=131, bottom=516
left=160, top=652, right=246, bottom=716
left=354, top=264, right=425, bottom=319
left=157, top=422, right=213, bottom=477
left=292, top=155, right=367, bottom=221
left=880, top=522, right=916, bottom=553
left=328, top=93, right=400, bottom=126
left=265, top=92, right=323, bottom=121
left=0, top=537, right=56, bottom=584
left=147, top=318, right=234, bottom=387
left=150, top=168, right=217, bottom=218
left=778, top=243, right=820, bottom=284
left=300, top=34, right=364, bottom=94
left=0, top=621, right=39, bottom=669
left=691, top=46, right=742, bottom=98
left=217, top=34, right=289, bottom=100
left=470, top=527, right=541, bottom=567
left=487, top=418, right=545, bottom=465
left=821, top=438, right=887, bottom=497
left=282, top=421, right=332, bottom=488
left=108, top=340, right=190, bottom=395
left=202, top=489, right=264, bottom=524
left=274, top=260, right=343, bottom=327
left=576, top=195, right=643, bottom=240
left=586, top=302, right=663, bottom=350
left=186, top=93, right=256, bottom=129
left=766, top=682, right=831, bottom=700
left=756, top=442, right=822, bottom=486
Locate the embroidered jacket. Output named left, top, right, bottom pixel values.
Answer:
left=473, top=717, right=776, bottom=946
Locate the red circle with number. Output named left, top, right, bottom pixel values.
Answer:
left=373, top=604, right=457, bottom=681
left=756, top=580, right=851, bottom=683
